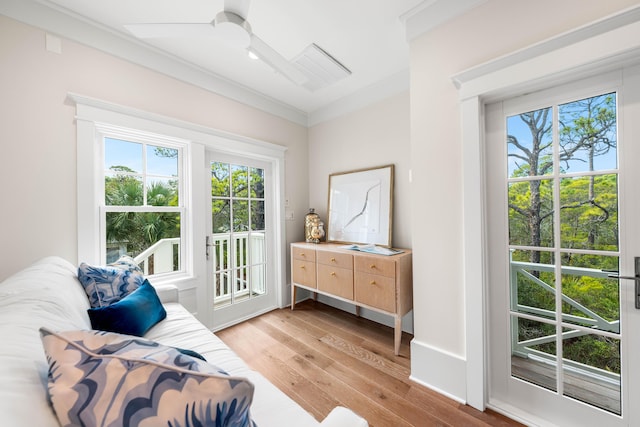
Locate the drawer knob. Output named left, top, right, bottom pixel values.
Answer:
left=331, top=257, right=336, bottom=262
left=370, top=280, right=376, bottom=285
left=330, top=272, right=336, bottom=276
left=301, top=252, right=306, bottom=256
left=300, top=265, right=305, bottom=269
left=370, top=264, right=376, bottom=269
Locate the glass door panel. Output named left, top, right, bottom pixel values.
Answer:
left=211, top=161, right=267, bottom=309
left=510, top=249, right=556, bottom=319
left=511, top=316, right=558, bottom=392
left=506, top=92, right=621, bottom=415
left=204, top=148, right=280, bottom=331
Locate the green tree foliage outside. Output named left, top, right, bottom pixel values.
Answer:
left=210, top=162, right=266, bottom=301
left=104, top=146, right=266, bottom=296
left=105, top=160, right=180, bottom=271
left=210, top=162, right=265, bottom=234
left=508, top=93, right=620, bottom=374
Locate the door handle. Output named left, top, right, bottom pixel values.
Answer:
left=607, top=256, right=640, bottom=309
left=206, top=236, right=212, bottom=260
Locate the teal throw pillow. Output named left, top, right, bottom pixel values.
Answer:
left=87, top=279, right=166, bottom=337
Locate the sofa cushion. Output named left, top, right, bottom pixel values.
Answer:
left=146, top=303, right=330, bottom=427
left=77, top=256, right=145, bottom=307
left=0, top=257, right=93, bottom=427
left=40, top=328, right=256, bottom=427
left=87, top=279, right=167, bottom=336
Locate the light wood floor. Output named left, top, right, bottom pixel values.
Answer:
left=216, top=300, right=524, bottom=427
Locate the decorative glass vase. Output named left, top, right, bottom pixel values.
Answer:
left=304, top=208, right=322, bottom=243
left=310, top=220, right=325, bottom=243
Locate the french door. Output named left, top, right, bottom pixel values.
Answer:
left=486, top=67, right=640, bottom=426
left=206, top=151, right=278, bottom=330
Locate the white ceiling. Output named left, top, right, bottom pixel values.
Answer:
left=2, top=0, right=486, bottom=125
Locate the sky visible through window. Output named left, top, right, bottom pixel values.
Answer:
left=105, top=137, right=177, bottom=176
left=506, top=95, right=618, bottom=177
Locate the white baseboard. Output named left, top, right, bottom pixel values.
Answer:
left=211, top=305, right=277, bottom=332
left=409, top=338, right=467, bottom=403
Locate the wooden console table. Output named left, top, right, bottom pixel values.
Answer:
left=290, top=242, right=412, bottom=355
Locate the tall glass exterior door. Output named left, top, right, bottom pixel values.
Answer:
left=485, top=69, right=640, bottom=426
left=206, top=152, right=277, bottom=330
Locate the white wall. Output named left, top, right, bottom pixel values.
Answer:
left=0, top=15, right=309, bottom=294
left=409, top=0, right=640, bottom=402
left=308, top=91, right=411, bottom=249
left=307, top=91, right=413, bottom=330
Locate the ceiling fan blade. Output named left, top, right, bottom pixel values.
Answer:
left=124, top=23, right=215, bottom=39
left=224, top=0, right=251, bottom=19
left=249, top=34, right=308, bottom=85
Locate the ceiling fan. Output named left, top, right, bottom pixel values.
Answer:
left=123, top=0, right=308, bottom=85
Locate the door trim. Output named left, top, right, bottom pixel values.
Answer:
left=455, top=7, right=640, bottom=415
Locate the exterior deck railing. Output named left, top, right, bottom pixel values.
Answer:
left=510, top=254, right=620, bottom=382
left=134, top=237, right=180, bottom=275
left=211, top=232, right=265, bottom=304
left=132, top=233, right=265, bottom=305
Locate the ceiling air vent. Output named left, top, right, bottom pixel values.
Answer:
left=292, top=44, right=351, bottom=91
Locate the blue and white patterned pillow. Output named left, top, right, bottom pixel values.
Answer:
left=77, top=256, right=145, bottom=307
left=108, top=255, right=143, bottom=272
left=40, top=328, right=256, bottom=427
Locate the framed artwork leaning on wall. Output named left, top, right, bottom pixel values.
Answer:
left=327, top=164, right=394, bottom=247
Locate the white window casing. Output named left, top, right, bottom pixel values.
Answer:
left=71, top=93, right=287, bottom=325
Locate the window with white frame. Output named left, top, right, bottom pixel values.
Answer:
left=98, top=127, right=188, bottom=277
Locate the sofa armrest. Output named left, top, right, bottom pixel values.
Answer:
left=154, top=284, right=179, bottom=304
left=320, top=407, right=368, bottom=427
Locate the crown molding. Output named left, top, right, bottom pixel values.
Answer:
left=400, top=0, right=487, bottom=42
left=1, top=0, right=309, bottom=126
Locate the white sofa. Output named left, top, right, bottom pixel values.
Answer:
left=0, top=256, right=368, bottom=426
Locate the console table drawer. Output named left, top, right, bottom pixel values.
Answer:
left=317, top=264, right=353, bottom=300
left=355, top=272, right=396, bottom=313
left=292, top=259, right=317, bottom=288
left=317, top=250, right=352, bottom=269
left=354, top=255, right=395, bottom=278
left=292, top=246, right=316, bottom=262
